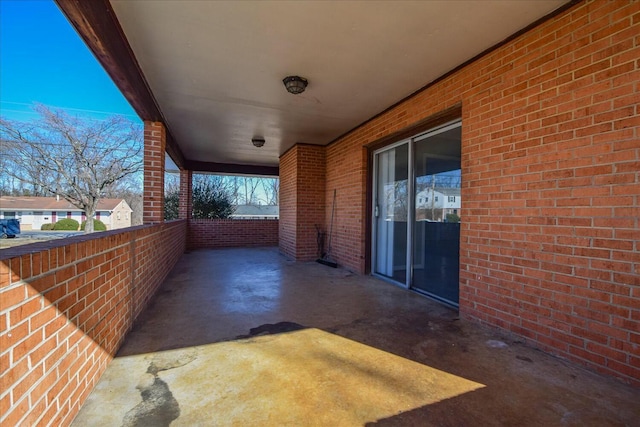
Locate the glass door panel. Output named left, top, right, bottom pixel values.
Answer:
left=373, top=143, right=409, bottom=284
left=412, top=124, right=461, bottom=305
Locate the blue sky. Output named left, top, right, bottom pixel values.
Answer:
left=0, top=0, right=138, bottom=122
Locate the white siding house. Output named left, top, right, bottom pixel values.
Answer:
left=415, top=188, right=461, bottom=221
left=0, top=197, right=132, bottom=230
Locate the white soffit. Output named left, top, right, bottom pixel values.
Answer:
left=110, top=0, right=567, bottom=167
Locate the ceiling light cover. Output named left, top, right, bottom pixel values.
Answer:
left=283, top=76, right=308, bottom=94
left=252, top=137, right=265, bottom=147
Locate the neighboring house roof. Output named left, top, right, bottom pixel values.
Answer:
left=435, top=188, right=461, bottom=197
left=231, top=205, right=279, bottom=216
left=0, top=196, right=131, bottom=212
left=417, top=188, right=461, bottom=197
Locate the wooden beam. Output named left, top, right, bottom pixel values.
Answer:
left=184, top=161, right=279, bottom=177
left=54, top=0, right=185, bottom=168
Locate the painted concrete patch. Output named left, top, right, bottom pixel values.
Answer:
left=122, top=376, right=179, bottom=427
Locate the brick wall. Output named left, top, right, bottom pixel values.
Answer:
left=0, top=220, right=186, bottom=426
left=324, top=0, right=639, bottom=385
left=143, top=121, right=166, bottom=224
left=325, top=137, right=368, bottom=272
left=178, top=169, right=193, bottom=220
left=188, top=219, right=279, bottom=250
left=279, top=147, right=298, bottom=259
left=279, top=144, right=326, bottom=261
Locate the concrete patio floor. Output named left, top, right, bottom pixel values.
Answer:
left=72, top=247, right=639, bottom=426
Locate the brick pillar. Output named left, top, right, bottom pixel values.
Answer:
left=143, top=121, right=166, bottom=224
left=279, top=144, right=325, bottom=261
left=179, top=169, right=192, bottom=220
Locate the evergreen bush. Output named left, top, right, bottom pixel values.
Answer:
left=52, top=218, right=80, bottom=230
left=81, top=219, right=107, bottom=231
left=445, top=213, right=461, bottom=223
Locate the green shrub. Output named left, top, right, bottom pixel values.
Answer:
left=40, top=223, right=54, bottom=230
left=53, top=218, right=80, bottom=231
left=445, top=213, right=461, bottom=223
left=81, top=219, right=107, bottom=231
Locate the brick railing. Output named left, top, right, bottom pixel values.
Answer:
left=188, top=219, right=278, bottom=250
left=0, top=220, right=186, bottom=426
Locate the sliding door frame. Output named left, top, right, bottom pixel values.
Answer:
left=371, top=119, right=462, bottom=301
left=372, top=139, right=411, bottom=289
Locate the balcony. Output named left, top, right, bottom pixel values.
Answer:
left=72, top=246, right=639, bottom=426
left=3, top=228, right=638, bottom=425
left=2, top=0, right=639, bottom=424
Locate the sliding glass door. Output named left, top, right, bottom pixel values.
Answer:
left=412, top=123, right=461, bottom=305
left=372, top=143, right=409, bottom=285
left=373, top=121, right=461, bottom=306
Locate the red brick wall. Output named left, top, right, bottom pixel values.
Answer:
left=324, top=0, right=640, bottom=385
left=143, top=121, right=166, bottom=224
left=279, top=145, right=326, bottom=261
left=178, top=169, right=193, bottom=220
left=188, top=219, right=279, bottom=250
left=279, top=147, right=298, bottom=259
left=325, top=139, right=368, bottom=272
left=296, top=145, right=326, bottom=260
left=0, top=221, right=186, bottom=426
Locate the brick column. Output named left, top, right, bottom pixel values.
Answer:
left=279, top=144, right=325, bottom=261
left=179, top=169, right=192, bottom=220
left=143, top=121, right=166, bottom=224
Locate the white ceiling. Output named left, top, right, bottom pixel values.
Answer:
left=110, top=0, right=567, bottom=168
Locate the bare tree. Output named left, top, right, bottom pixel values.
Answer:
left=242, top=177, right=262, bottom=205
left=0, top=104, right=143, bottom=232
left=260, top=177, right=279, bottom=205
left=227, top=176, right=241, bottom=205
left=101, top=170, right=145, bottom=225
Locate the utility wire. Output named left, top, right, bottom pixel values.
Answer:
left=0, top=101, right=140, bottom=120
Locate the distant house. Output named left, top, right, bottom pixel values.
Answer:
left=415, top=188, right=461, bottom=221
left=230, top=205, right=278, bottom=220
left=0, top=196, right=132, bottom=230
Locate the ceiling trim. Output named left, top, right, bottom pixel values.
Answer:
left=54, top=0, right=186, bottom=169
left=184, top=161, right=279, bottom=177
left=326, top=0, right=582, bottom=149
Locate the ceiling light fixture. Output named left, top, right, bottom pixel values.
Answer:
left=251, top=137, right=265, bottom=148
left=283, top=76, right=308, bottom=94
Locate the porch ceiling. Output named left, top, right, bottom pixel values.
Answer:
left=58, top=0, right=568, bottom=171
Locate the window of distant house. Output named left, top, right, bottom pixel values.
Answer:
left=126, top=212, right=129, bottom=220
left=117, top=212, right=121, bottom=220
left=448, top=196, right=455, bottom=202
left=435, top=196, right=439, bottom=202
left=67, top=211, right=72, bottom=218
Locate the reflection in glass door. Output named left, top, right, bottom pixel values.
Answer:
left=373, top=121, right=461, bottom=306
left=373, top=143, right=408, bottom=285
left=412, top=123, right=461, bottom=305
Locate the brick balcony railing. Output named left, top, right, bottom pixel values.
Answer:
left=188, top=219, right=279, bottom=250
left=0, top=217, right=281, bottom=425
left=0, top=221, right=187, bottom=426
